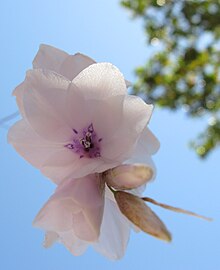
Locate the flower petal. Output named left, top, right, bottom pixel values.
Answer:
left=127, top=141, right=157, bottom=181
left=22, top=69, right=73, bottom=142
left=101, top=95, right=153, bottom=161
left=65, top=82, right=124, bottom=138
left=43, top=231, right=59, bottom=248
left=125, top=80, right=132, bottom=88
left=43, top=230, right=88, bottom=256
left=73, top=63, right=127, bottom=100
left=104, top=164, right=153, bottom=190
left=57, top=231, right=88, bottom=256
left=40, top=150, right=98, bottom=182
left=125, top=126, right=159, bottom=181
left=136, top=127, right=160, bottom=155
left=32, top=44, right=68, bottom=72
left=59, top=53, right=95, bottom=80
left=13, top=81, right=29, bottom=116
left=7, top=119, right=63, bottom=169
left=93, top=198, right=130, bottom=260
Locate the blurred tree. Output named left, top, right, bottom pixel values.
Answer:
left=121, top=0, right=220, bottom=158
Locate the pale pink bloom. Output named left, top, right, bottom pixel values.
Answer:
left=33, top=160, right=158, bottom=259
left=9, top=44, right=160, bottom=259
left=8, top=44, right=154, bottom=184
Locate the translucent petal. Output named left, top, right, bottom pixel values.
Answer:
left=101, top=95, right=153, bottom=161
left=22, top=69, right=72, bottom=142
left=44, top=231, right=59, bottom=248
left=93, top=198, right=130, bottom=260
left=73, top=63, right=127, bottom=100
left=13, top=80, right=29, bottom=116
left=59, top=53, right=95, bottom=80
left=33, top=175, right=104, bottom=242
left=136, top=127, right=160, bottom=155
left=41, top=151, right=99, bottom=183
left=66, top=82, right=124, bottom=138
left=8, top=119, right=63, bottom=169
left=32, top=44, right=68, bottom=72
left=58, top=231, right=88, bottom=256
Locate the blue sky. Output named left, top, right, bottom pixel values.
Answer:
left=1, top=0, right=220, bottom=269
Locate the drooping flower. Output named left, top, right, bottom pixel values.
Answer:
left=33, top=175, right=105, bottom=244
left=33, top=163, right=157, bottom=260
left=8, top=44, right=155, bottom=184
left=33, top=163, right=211, bottom=260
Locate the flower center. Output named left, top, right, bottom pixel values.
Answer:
left=65, top=124, right=102, bottom=159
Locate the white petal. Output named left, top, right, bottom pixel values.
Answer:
left=58, top=231, right=88, bottom=256
left=66, top=82, right=124, bottom=138
left=59, top=53, right=95, bottom=80
left=127, top=132, right=158, bottom=181
left=64, top=83, right=91, bottom=130
left=137, top=127, right=160, bottom=155
left=73, top=63, right=127, bottom=100
left=32, top=44, right=68, bottom=72
left=43, top=230, right=88, bottom=256
left=101, top=95, right=153, bottom=161
left=93, top=198, right=130, bottom=260
left=22, top=69, right=72, bottom=142
left=44, top=231, right=59, bottom=248
left=125, top=80, right=132, bottom=88
left=33, top=199, right=76, bottom=232
left=40, top=148, right=86, bottom=184
left=8, top=119, right=63, bottom=169
left=13, top=81, right=30, bottom=117
left=121, top=95, right=153, bottom=136
left=87, top=95, right=124, bottom=139
left=40, top=151, right=119, bottom=183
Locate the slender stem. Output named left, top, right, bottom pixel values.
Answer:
left=142, top=197, right=212, bottom=221
left=0, top=111, right=19, bottom=125
left=107, top=184, right=116, bottom=194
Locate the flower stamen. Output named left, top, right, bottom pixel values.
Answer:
left=65, top=123, right=102, bottom=159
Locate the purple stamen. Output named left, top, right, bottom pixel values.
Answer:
left=65, top=143, right=74, bottom=149
left=65, top=123, right=102, bottom=159
left=88, top=124, right=94, bottom=133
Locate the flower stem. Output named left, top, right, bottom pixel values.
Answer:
left=142, top=197, right=212, bottom=221
left=107, top=184, right=116, bottom=194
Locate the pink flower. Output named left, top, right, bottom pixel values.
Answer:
left=8, top=44, right=161, bottom=259
left=8, top=44, right=155, bottom=184
left=33, top=162, right=158, bottom=259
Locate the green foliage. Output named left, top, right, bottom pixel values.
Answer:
left=121, top=0, right=220, bottom=158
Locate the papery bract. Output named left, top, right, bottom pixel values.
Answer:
left=114, top=191, right=171, bottom=242
left=8, top=44, right=154, bottom=184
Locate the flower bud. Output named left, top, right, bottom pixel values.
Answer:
left=104, top=164, right=153, bottom=190
left=114, top=191, right=171, bottom=242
